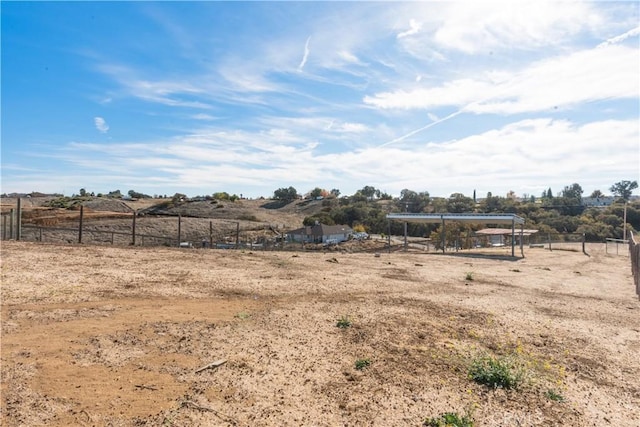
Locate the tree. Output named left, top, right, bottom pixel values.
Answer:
left=398, top=189, right=430, bottom=213
left=309, top=187, right=324, bottom=199
left=128, top=189, right=151, bottom=199
left=213, top=192, right=230, bottom=200
left=610, top=180, right=638, bottom=201
left=171, top=193, right=186, bottom=204
left=590, top=189, right=604, bottom=198
left=562, top=183, right=583, bottom=201
left=330, top=188, right=340, bottom=198
left=79, top=188, right=87, bottom=197
left=358, top=186, right=379, bottom=201
left=273, top=186, right=298, bottom=202
left=446, top=193, right=474, bottom=213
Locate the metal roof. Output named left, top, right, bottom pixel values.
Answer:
left=386, top=213, right=525, bottom=225
left=476, top=228, right=538, bottom=235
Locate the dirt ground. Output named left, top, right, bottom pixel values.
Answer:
left=1, top=241, right=639, bottom=426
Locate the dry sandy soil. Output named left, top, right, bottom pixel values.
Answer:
left=1, top=241, right=639, bottom=426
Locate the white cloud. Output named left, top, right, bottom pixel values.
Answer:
left=598, top=25, right=640, bottom=47
left=298, top=36, right=311, bottom=71
left=397, top=19, right=422, bottom=39
left=431, top=1, right=597, bottom=54
left=364, top=43, right=639, bottom=115
left=40, top=116, right=635, bottom=199
left=94, top=117, right=109, bottom=133
left=191, top=113, right=217, bottom=121
left=337, top=50, right=363, bottom=65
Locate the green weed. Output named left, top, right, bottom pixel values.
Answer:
left=469, top=354, right=524, bottom=389
left=545, top=389, right=565, bottom=402
left=424, top=411, right=474, bottom=427
left=354, top=358, right=371, bottom=370
left=336, top=315, right=351, bottom=329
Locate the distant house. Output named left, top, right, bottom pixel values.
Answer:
left=286, top=223, right=353, bottom=245
left=582, top=196, right=615, bottom=207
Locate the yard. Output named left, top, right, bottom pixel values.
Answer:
left=1, top=241, right=639, bottom=426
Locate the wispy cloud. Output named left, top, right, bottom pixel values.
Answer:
left=364, top=43, right=638, bottom=115
left=191, top=113, right=217, bottom=121
left=397, top=19, right=422, bottom=39
left=94, top=117, right=109, bottom=133
left=298, top=36, right=311, bottom=71
left=598, top=25, right=640, bottom=48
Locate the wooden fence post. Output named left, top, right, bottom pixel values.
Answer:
left=178, top=214, right=182, bottom=246
left=9, top=209, right=14, bottom=240
left=78, top=205, right=84, bottom=244
left=16, top=198, right=22, bottom=241
left=131, top=210, right=136, bottom=246
left=209, top=221, right=213, bottom=249
left=235, top=222, right=240, bottom=249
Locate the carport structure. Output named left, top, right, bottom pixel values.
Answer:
left=386, top=213, right=526, bottom=257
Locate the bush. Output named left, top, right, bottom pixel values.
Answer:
left=469, top=355, right=524, bottom=389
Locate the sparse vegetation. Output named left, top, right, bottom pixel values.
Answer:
left=354, top=358, right=371, bottom=370
left=465, top=272, right=474, bottom=281
left=234, top=311, right=251, bottom=320
left=545, top=389, right=565, bottom=402
left=469, top=354, right=524, bottom=389
left=336, top=315, right=351, bottom=329
left=424, top=412, right=474, bottom=427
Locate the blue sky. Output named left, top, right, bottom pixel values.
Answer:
left=2, top=1, right=639, bottom=199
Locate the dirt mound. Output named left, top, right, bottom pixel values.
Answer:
left=82, top=198, right=133, bottom=213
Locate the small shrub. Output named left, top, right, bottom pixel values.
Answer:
left=424, top=412, right=474, bottom=427
left=465, top=272, right=474, bottom=281
left=469, top=354, right=524, bottom=389
left=545, top=389, right=565, bottom=402
left=234, top=311, right=251, bottom=320
left=336, top=315, right=351, bottom=329
left=354, top=358, right=371, bottom=370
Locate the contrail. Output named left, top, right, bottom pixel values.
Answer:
left=597, top=25, right=640, bottom=48
left=378, top=109, right=464, bottom=147
left=378, top=25, right=640, bottom=148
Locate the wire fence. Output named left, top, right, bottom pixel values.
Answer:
left=1, top=206, right=289, bottom=250
left=528, top=232, right=587, bottom=255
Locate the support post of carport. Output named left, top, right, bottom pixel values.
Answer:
left=404, top=221, right=408, bottom=252
left=511, top=218, right=515, bottom=257
left=520, top=224, right=524, bottom=257
left=441, top=217, right=446, bottom=253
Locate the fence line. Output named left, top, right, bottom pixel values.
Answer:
left=629, top=232, right=640, bottom=299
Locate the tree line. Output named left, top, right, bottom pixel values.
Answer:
left=279, top=180, right=639, bottom=242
